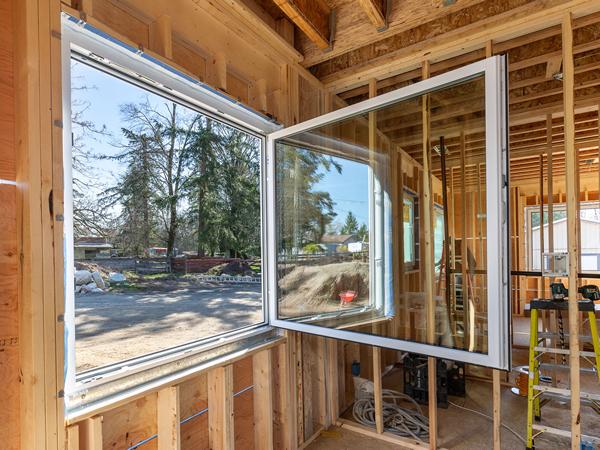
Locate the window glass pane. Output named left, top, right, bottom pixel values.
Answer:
left=274, top=73, right=493, bottom=355
left=70, top=58, right=264, bottom=373
left=529, top=204, right=600, bottom=271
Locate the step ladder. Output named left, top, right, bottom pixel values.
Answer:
left=526, top=299, right=600, bottom=449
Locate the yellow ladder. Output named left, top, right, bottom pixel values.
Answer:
left=526, top=299, right=600, bottom=449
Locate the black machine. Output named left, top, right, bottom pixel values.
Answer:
left=549, top=281, right=600, bottom=301
left=403, top=354, right=465, bottom=408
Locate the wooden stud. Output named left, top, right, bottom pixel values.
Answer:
left=157, top=386, right=181, bottom=450
left=562, top=12, right=581, bottom=450
left=372, top=347, right=384, bottom=434
left=149, top=15, right=173, bottom=59
left=209, top=52, right=228, bottom=92
left=275, top=336, right=296, bottom=450
left=66, top=425, right=80, bottom=450
left=421, top=60, right=437, bottom=450
left=326, top=339, right=340, bottom=426
left=208, top=366, right=234, bottom=450
left=253, top=350, right=274, bottom=450
left=80, top=416, right=102, bottom=450
left=492, top=369, right=501, bottom=450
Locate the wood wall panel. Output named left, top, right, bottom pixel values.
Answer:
left=102, top=394, right=158, bottom=450
left=0, top=0, right=18, bottom=448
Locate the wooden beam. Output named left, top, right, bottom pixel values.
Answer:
left=207, top=366, right=234, bottom=450
left=157, top=386, right=181, bottom=450
left=253, top=350, right=274, bottom=450
left=562, top=12, right=581, bottom=450
left=273, top=0, right=331, bottom=50
left=315, top=0, right=600, bottom=92
left=357, top=0, right=386, bottom=30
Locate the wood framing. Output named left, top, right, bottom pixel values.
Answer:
left=562, top=11, right=581, bottom=450
left=157, top=386, right=180, bottom=450
left=357, top=0, right=386, bottom=30
left=208, top=366, right=235, bottom=450
left=273, top=0, right=332, bottom=50
left=252, top=350, right=274, bottom=450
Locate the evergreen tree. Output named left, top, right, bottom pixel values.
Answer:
left=340, top=211, right=359, bottom=235
left=276, top=145, right=341, bottom=253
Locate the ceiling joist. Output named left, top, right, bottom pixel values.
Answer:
left=273, top=0, right=332, bottom=50
left=357, top=0, right=387, bottom=31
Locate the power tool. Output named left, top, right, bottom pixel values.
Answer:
left=550, top=282, right=568, bottom=300
left=578, top=284, right=600, bottom=301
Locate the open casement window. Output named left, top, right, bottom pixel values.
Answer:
left=266, top=56, right=510, bottom=369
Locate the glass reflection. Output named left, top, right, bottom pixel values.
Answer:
left=274, top=74, right=489, bottom=355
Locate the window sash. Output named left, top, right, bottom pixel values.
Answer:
left=266, top=56, right=510, bottom=370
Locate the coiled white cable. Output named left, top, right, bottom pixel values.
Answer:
left=352, top=388, right=430, bottom=441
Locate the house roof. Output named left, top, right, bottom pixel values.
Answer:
left=320, top=233, right=357, bottom=244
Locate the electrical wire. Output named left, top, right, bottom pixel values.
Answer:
left=448, top=400, right=526, bottom=444
left=352, top=388, right=430, bottom=441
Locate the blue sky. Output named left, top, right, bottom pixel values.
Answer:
left=72, top=59, right=369, bottom=227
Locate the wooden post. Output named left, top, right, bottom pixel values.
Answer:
left=253, top=350, right=274, bottom=450
left=208, top=366, right=234, bottom=450
left=14, top=0, right=65, bottom=448
left=157, top=386, right=181, bottom=450
left=562, top=12, right=581, bottom=450
left=422, top=60, right=437, bottom=450
left=80, top=417, right=102, bottom=450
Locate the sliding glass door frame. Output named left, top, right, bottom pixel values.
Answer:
left=266, top=56, right=510, bottom=369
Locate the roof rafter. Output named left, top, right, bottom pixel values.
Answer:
left=273, top=0, right=332, bottom=50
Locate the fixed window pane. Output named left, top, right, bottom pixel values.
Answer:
left=68, top=58, right=264, bottom=373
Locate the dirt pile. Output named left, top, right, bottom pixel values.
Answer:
left=278, top=261, right=369, bottom=314
left=207, top=260, right=256, bottom=277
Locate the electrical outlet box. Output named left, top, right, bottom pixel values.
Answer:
left=542, top=252, right=568, bottom=277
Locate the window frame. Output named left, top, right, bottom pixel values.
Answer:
left=266, top=56, right=510, bottom=370
left=61, top=13, right=281, bottom=415
left=402, top=188, right=419, bottom=271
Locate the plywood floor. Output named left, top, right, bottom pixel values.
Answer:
left=308, top=348, right=600, bottom=449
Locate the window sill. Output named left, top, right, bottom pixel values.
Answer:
left=65, top=325, right=283, bottom=424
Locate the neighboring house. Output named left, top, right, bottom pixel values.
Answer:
left=320, top=233, right=359, bottom=254
left=74, top=236, right=113, bottom=260
left=532, top=216, right=600, bottom=271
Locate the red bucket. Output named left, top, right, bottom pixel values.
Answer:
left=339, top=290, right=357, bottom=305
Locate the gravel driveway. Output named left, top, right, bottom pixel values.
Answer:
left=75, top=282, right=263, bottom=372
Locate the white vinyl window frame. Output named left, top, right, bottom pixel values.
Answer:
left=266, top=56, right=510, bottom=370
left=61, top=13, right=281, bottom=417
